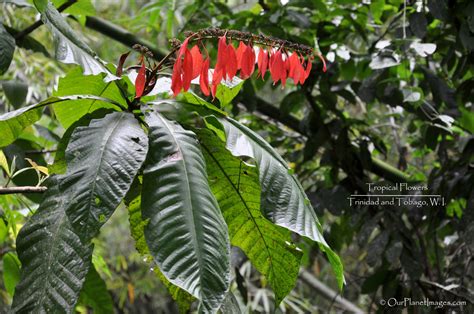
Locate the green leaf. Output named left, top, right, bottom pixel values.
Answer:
left=3, top=252, right=21, bottom=297
left=0, top=149, right=10, bottom=176
left=78, top=264, right=113, bottom=314
left=219, top=117, right=345, bottom=289
left=141, top=108, right=230, bottom=313
left=53, top=67, right=128, bottom=128
left=369, top=0, right=385, bottom=23
left=3, top=25, right=50, bottom=57
left=53, top=0, right=96, bottom=17
left=12, top=176, right=94, bottom=313
left=49, top=108, right=117, bottom=175
left=0, top=24, right=15, bottom=74
left=2, top=80, right=28, bottom=108
left=215, top=80, right=244, bottom=108
left=197, top=129, right=303, bottom=304
left=125, top=181, right=195, bottom=313
left=62, top=112, right=148, bottom=242
left=33, top=1, right=116, bottom=81
left=0, top=95, right=118, bottom=148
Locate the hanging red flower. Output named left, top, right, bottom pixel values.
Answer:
left=190, top=45, right=203, bottom=79
left=240, top=44, right=255, bottom=79
left=200, top=58, right=210, bottom=96
left=257, top=48, right=269, bottom=79
left=168, top=28, right=327, bottom=98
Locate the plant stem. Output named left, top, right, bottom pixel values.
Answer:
left=0, top=186, right=47, bottom=194
left=14, top=0, right=79, bottom=41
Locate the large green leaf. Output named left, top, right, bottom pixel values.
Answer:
left=0, top=24, right=15, bottom=74
left=12, top=177, right=94, bottom=313
left=125, top=181, right=195, bottom=313
left=53, top=67, right=128, bottom=129
left=197, top=129, right=302, bottom=304
left=33, top=0, right=116, bottom=81
left=62, top=111, right=148, bottom=242
left=220, top=117, right=345, bottom=289
left=0, top=95, right=121, bottom=148
left=141, top=108, right=230, bottom=313
left=49, top=108, right=117, bottom=175
left=78, top=264, right=113, bottom=314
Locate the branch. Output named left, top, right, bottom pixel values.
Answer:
left=84, top=16, right=167, bottom=60
left=299, top=269, right=365, bottom=314
left=14, top=0, right=78, bottom=41
left=0, top=186, right=47, bottom=194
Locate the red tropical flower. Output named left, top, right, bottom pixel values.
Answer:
left=236, top=41, right=246, bottom=69
left=257, top=48, right=269, bottom=79
left=171, top=37, right=193, bottom=96
left=225, top=44, right=238, bottom=80
left=269, top=49, right=284, bottom=84
left=240, top=44, right=255, bottom=79
left=168, top=29, right=327, bottom=98
left=200, top=58, right=210, bottom=96
left=190, top=45, right=203, bottom=79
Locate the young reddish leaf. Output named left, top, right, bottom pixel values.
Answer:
left=171, top=58, right=183, bottom=96
left=225, top=44, right=238, bottom=80
left=240, top=45, right=255, bottom=79
left=236, top=41, right=246, bottom=69
left=200, top=58, right=210, bottom=96
left=182, top=48, right=194, bottom=91
left=257, top=49, right=269, bottom=79
left=116, top=51, right=130, bottom=76
left=190, top=45, right=203, bottom=79
left=135, top=61, right=146, bottom=98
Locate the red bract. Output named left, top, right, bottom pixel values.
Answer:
left=182, top=48, right=193, bottom=91
left=171, top=57, right=182, bottom=96
left=225, top=44, right=238, bottom=80
left=288, top=52, right=304, bottom=84
left=303, top=56, right=314, bottom=83
left=318, top=54, right=327, bottom=72
left=240, top=44, right=255, bottom=79
left=190, top=45, right=203, bottom=79
left=171, top=37, right=192, bottom=96
left=270, top=50, right=284, bottom=84
left=135, top=60, right=146, bottom=98
left=170, top=33, right=326, bottom=97
left=236, top=41, right=246, bottom=69
left=257, top=49, right=269, bottom=79
left=200, top=58, right=210, bottom=96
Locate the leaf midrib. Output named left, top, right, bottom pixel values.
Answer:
left=155, top=114, right=206, bottom=295
left=201, top=142, right=277, bottom=287
left=35, top=199, right=67, bottom=310
left=84, top=113, right=126, bottom=234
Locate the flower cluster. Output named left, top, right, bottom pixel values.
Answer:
left=171, top=32, right=326, bottom=97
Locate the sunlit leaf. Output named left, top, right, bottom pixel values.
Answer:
left=197, top=129, right=303, bottom=304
